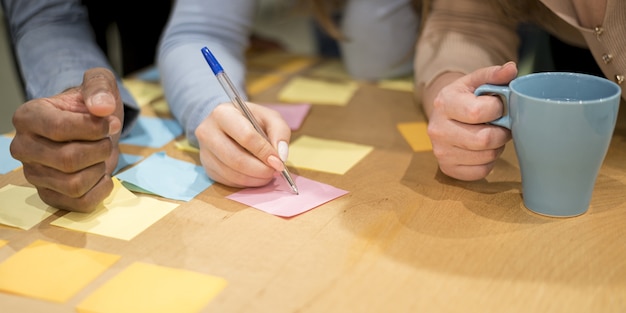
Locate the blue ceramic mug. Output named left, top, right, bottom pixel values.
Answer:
left=475, top=72, right=621, bottom=217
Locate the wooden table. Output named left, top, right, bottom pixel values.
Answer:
left=1, top=53, right=625, bottom=312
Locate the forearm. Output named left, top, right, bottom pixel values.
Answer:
left=157, top=0, right=256, bottom=147
left=16, top=26, right=139, bottom=133
left=3, top=0, right=138, bottom=133
left=414, top=0, right=519, bottom=107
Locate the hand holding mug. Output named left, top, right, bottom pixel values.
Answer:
left=427, top=62, right=517, bottom=181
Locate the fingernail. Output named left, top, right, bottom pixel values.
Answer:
left=278, top=141, right=289, bottom=162
left=267, top=155, right=285, bottom=172
left=109, top=118, right=122, bottom=136
left=90, top=92, right=114, bottom=108
left=502, top=61, right=515, bottom=69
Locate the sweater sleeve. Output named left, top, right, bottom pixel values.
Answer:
left=413, top=0, right=520, bottom=104
left=157, top=0, right=256, bottom=147
left=1, top=0, right=139, bottom=135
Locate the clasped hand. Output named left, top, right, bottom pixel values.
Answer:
left=10, top=68, right=123, bottom=212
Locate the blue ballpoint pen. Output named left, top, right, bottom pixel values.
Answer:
left=201, top=46, right=299, bottom=195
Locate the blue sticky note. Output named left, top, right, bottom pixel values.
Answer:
left=115, top=151, right=213, bottom=201
left=113, top=153, right=144, bottom=175
left=135, top=66, right=160, bottom=82
left=120, top=116, right=183, bottom=148
left=0, top=136, right=21, bottom=174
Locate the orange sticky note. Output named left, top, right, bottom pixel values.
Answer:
left=0, top=240, right=120, bottom=303
left=77, top=262, right=227, bottom=313
left=397, top=122, right=433, bottom=152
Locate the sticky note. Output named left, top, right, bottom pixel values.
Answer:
left=263, top=103, right=311, bottom=130
left=248, top=52, right=315, bottom=72
left=51, top=178, right=178, bottom=241
left=309, top=60, right=351, bottom=81
left=122, top=78, right=164, bottom=107
left=287, top=135, right=373, bottom=175
left=115, top=152, right=213, bottom=201
left=227, top=174, right=348, bottom=217
left=378, top=77, right=414, bottom=92
left=278, top=77, right=358, bottom=106
left=113, top=153, right=144, bottom=175
left=151, top=98, right=170, bottom=114
left=397, top=122, right=432, bottom=151
left=174, top=138, right=199, bottom=153
left=0, top=184, right=58, bottom=230
left=247, top=73, right=284, bottom=96
left=120, top=116, right=183, bottom=148
left=134, top=66, right=160, bottom=82
left=0, top=240, right=120, bottom=303
left=77, top=262, right=227, bottom=313
left=0, top=136, right=21, bottom=174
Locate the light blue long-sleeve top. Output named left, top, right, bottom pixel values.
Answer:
left=1, top=0, right=139, bottom=134
left=157, top=0, right=419, bottom=147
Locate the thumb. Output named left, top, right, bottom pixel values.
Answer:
left=464, top=61, right=518, bottom=89
left=82, top=68, right=119, bottom=117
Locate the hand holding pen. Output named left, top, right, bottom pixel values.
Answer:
left=200, top=47, right=299, bottom=194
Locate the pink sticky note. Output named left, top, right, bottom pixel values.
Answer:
left=226, top=174, right=347, bottom=217
left=263, top=103, right=311, bottom=130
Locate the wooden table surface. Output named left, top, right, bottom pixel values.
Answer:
left=1, top=52, right=625, bottom=312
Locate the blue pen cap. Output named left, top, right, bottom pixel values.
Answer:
left=201, top=46, right=224, bottom=75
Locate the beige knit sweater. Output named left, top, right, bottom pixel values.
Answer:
left=414, top=0, right=625, bottom=102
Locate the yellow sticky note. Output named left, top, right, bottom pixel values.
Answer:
left=151, top=98, right=170, bottom=114
left=122, top=79, right=164, bottom=107
left=278, top=77, right=358, bottom=106
left=378, top=77, right=414, bottom=92
left=277, top=56, right=317, bottom=74
left=0, top=240, right=120, bottom=303
left=51, top=195, right=178, bottom=241
left=309, top=60, right=351, bottom=81
left=397, top=122, right=432, bottom=152
left=52, top=178, right=177, bottom=241
left=0, top=184, right=58, bottom=230
left=288, top=135, right=373, bottom=175
left=103, top=177, right=137, bottom=206
left=77, top=262, right=227, bottom=313
left=248, top=52, right=315, bottom=72
left=0, top=239, right=7, bottom=248
left=174, top=138, right=200, bottom=153
left=247, top=73, right=284, bottom=96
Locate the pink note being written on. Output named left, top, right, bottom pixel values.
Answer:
left=226, top=174, right=347, bottom=217
left=263, top=103, right=311, bottom=130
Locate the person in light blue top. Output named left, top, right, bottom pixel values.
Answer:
left=157, top=0, right=419, bottom=190
left=1, top=0, right=168, bottom=212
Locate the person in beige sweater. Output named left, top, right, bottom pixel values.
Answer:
left=414, top=0, right=625, bottom=181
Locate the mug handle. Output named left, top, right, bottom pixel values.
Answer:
left=474, top=84, right=512, bottom=129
